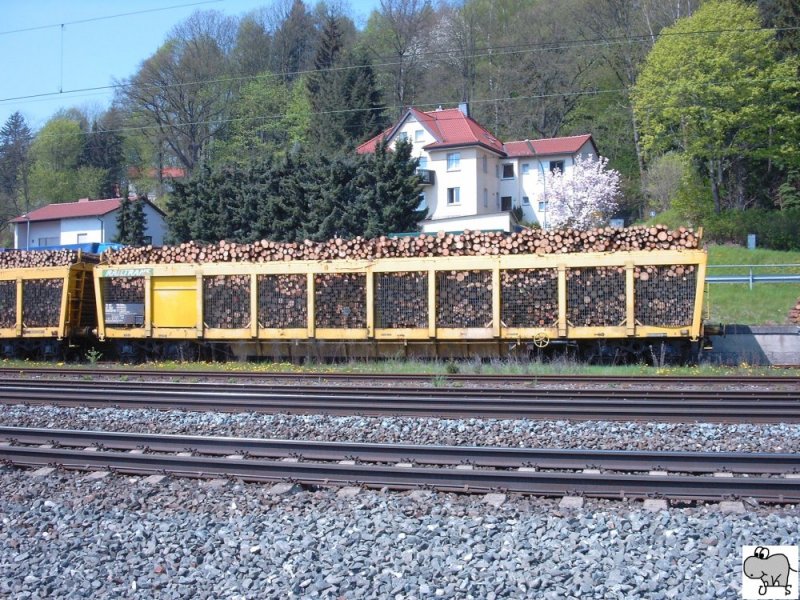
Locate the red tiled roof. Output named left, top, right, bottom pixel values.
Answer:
left=504, top=134, right=596, bottom=157
left=127, top=166, right=187, bottom=179
left=356, top=108, right=595, bottom=159
left=11, top=198, right=123, bottom=223
left=356, top=107, right=505, bottom=155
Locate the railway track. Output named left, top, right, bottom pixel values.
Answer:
left=0, top=378, right=798, bottom=422
left=0, top=366, right=797, bottom=387
left=1, top=427, right=798, bottom=503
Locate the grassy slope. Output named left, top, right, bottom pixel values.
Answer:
left=705, top=245, right=800, bottom=325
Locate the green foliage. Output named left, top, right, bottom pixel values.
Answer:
left=307, top=15, right=388, bottom=155
left=28, top=116, right=108, bottom=203
left=115, top=198, right=148, bottom=246
left=0, top=112, right=33, bottom=236
left=214, top=75, right=308, bottom=165
left=85, top=347, right=102, bottom=364
left=670, top=169, right=715, bottom=226
left=703, top=208, right=800, bottom=250
left=167, top=139, right=423, bottom=244
left=633, top=0, right=799, bottom=212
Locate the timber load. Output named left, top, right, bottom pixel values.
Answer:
left=0, top=249, right=97, bottom=269
left=102, top=225, right=699, bottom=265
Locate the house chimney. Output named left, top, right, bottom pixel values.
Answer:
left=458, top=102, right=470, bottom=117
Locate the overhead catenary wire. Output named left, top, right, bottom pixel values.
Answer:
left=0, top=1, right=224, bottom=36
left=24, top=73, right=798, bottom=142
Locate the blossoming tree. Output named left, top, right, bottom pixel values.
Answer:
left=545, top=155, right=621, bottom=229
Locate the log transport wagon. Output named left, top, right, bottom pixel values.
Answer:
left=0, top=251, right=97, bottom=359
left=94, top=247, right=707, bottom=364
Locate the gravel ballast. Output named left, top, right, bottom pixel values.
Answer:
left=1, top=404, right=799, bottom=453
left=1, top=468, right=798, bottom=599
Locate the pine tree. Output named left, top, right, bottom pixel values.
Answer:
left=128, top=199, right=147, bottom=245
left=0, top=112, right=33, bottom=218
left=115, top=197, right=148, bottom=245
left=355, top=138, right=424, bottom=238
left=114, top=197, right=132, bottom=244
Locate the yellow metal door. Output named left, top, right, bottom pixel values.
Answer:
left=152, top=276, right=197, bottom=328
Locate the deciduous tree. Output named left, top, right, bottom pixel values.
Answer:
left=545, top=155, right=621, bottom=229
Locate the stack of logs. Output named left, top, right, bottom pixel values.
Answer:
left=375, top=272, right=427, bottom=328
left=314, top=273, right=366, bottom=329
left=501, top=269, right=558, bottom=327
left=103, top=277, right=145, bottom=304
left=203, top=275, right=250, bottom=329
left=437, top=271, right=492, bottom=328
left=258, top=274, right=307, bottom=329
left=634, top=265, right=696, bottom=326
left=790, top=298, right=800, bottom=324
left=0, top=249, right=91, bottom=269
left=0, top=281, right=16, bottom=328
left=103, top=225, right=699, bottom=265
left=22, top=279, right=64, bottom=327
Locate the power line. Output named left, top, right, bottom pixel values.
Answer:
left=1, top=24, right=797, bottom=106
left=29, top=74, right=797, bottom=140
left=0, top=1, right=223, bottom=36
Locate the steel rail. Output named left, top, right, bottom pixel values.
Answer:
left=1, top=384, right=799, bottom=422
left=1, top=445, right=798, bottom=503
left=0, top=367, right=797, bottom=386
left=0, top=378, right=798, bottom=400
left=1, top=426, right=798, bottom=474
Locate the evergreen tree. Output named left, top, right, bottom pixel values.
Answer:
left=81, top=112, right=125, bottom=198
left=355, top=138, right=424, bottom=238
left=0, top=112, right=33, bottom=226
left=128, top=199, right=147, bottom=245
left=115, top=197, right=148, bottom=245
left=114, top=197, right=132, bottom=244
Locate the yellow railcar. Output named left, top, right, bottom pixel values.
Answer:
left=0, top=259, right=96, bottom=359
left=94, top=248, right=707, bottom=364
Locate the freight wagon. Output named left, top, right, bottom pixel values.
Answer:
left=0, top=251, right=97, bottom=359
left=93, top=247, right=708, bottom=364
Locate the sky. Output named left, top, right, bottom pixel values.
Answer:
left=0, top=0, right=382, bottom=131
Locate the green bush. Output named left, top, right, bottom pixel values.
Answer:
left=703, top=208, right=800, bottom=250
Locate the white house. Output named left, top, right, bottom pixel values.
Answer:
left=10, top=197, right=167, bottom=249
left=357, top=104, right=598, bottom=232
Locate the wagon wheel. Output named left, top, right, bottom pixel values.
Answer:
left=532, top=333, right=550, bottom=348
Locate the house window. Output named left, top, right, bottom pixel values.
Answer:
left=522, top=163, right=531, bottom=175
left=539, top=201, right=548, bottom=211
left=495, top=164, right=500, bottom=178
left=396, top=132, right=409, bottom=142
left=549, top=160, right=564, bottom=174
left=418, top=157, right=428, bottom=169
left=500, top=196, right=513, bottom=211
left=143, top=236, right=153, bottom=245
left=414, top=129, right=424, bottom=142
left=447, top=187, right=460, bottom=205
left=502, top=164, right=514, bottom=179
left=76, top=233, right=88, bottom=244
left=483, top=188, right=488, bottom=208
left=447, top=152, right=460, bottom=171
left=522, top=196, right=530, bottom=205
left=482, top=155, right=488, bottom=173
left=417, top=193, right=427, bottom=211
left=37, top=237, right=59, bottom=247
